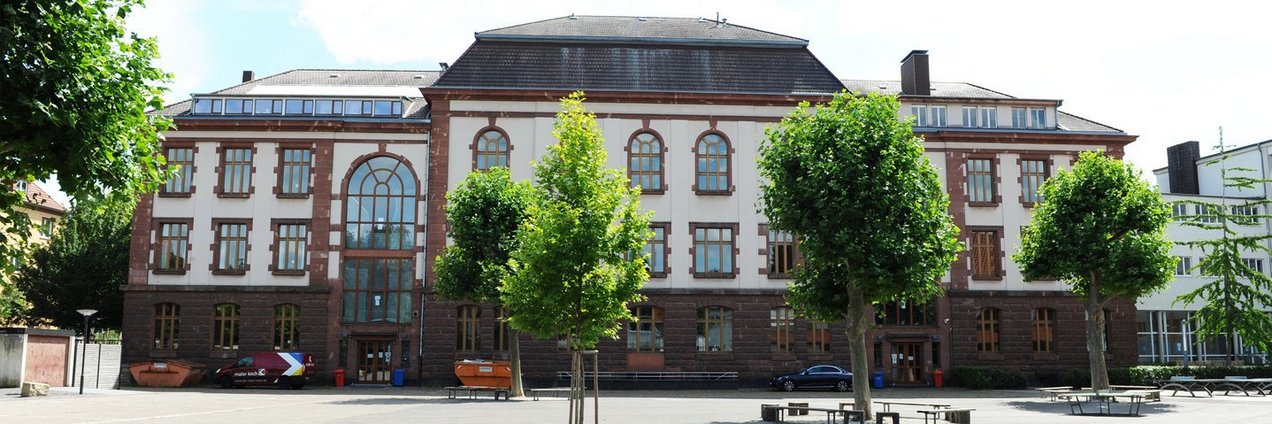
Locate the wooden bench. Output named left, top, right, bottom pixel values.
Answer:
left=444, top=386, right=510, bottom=401
left=760, top=404, right=866, bottom=423
left=918, top=408, right=974, bottom=424
left=874, top=400, right=950, bottom=412
left=528, top=387, right=571, bottom=401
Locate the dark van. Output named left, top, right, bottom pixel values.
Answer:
left=215, top=352, right=315, bottom=389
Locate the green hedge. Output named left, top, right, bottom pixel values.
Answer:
left=1063, top=365, right=1272, bottom=388
left=950, top=367, right=1027, bottom=390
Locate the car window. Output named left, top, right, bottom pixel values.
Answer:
left=808, top=366, right=829, bottom=374
left=234, top=357, right=254, bottom=368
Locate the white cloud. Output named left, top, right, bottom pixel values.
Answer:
left=126, top=0, right=213, bottom=103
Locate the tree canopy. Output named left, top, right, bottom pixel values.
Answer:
left=15, top=196, right=133, bottom=330
left=757, top=92, right=961, bottom=415
left=1015, top=150, right=1174, bottom=388
left=1, top=0, right=172, bottom=314
left=1173, top=154, right=1272, bottom=359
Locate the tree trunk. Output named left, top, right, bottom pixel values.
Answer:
left=510, top=329, right=524, bottom=398
left=1086, top=292, right=1110, bottom=390
left=844, top=286, right=873, bottom=418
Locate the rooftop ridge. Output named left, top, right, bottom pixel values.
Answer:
left=475, top=15, right=808, bottom=47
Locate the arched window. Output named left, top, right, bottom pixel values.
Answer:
left=274, top=304, right=300, bottom=350
left=457, top=305, right=481, bottom=352
left=694, top=133, right=730, bottom=193
left=1033, top=307, right=1055, bottom=353
left=977, top=307, right=1000, bottom=353
left=474, top=129, right=509, bottom=171
left=771, top=306, right=795, bottom=352
left=213, top=303, right=240, bottom=351
left=628, top=131, right=663, bottom=192
left=627, top=306, right=664, bottom=352
left=697, top=306, right=733, bottom=352
left=153, top=303, right=180, bottom=350
left=342, top=155, right=417, bottom=324
left=344, top=155, right=417, bottom=250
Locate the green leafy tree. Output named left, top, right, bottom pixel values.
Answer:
left=1015, top=151, right=1174, bottom=389
left=757, top=93, right=962, bottom=416
left=1173, top=151, right=1272, bottom=361
left=502, top=92, right=650, bottom=424
left=1, top=0, right=173, bottom=318
left=14, top=197, right=134, bottom=331
left=435, top=167, right=535, bottom=397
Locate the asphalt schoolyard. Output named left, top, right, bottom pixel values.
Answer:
left=3, top=385, right=1270, bottom=423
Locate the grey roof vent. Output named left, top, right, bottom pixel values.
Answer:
left=567, top=13, right=577, bottom=20
left=328, top=73, right=340, bottom=78
left=637, top=16, right=647, bottom=22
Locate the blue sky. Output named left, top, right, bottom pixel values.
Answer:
left=44, top=0, right=1272, bottom=205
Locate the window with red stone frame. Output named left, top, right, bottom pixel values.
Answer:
left=214, top=222, right=250, bottom=274
left=694, top=133, right=730, bottom=193
left=153, top=303, right=180, bottom=350
left=628, top=131, right=664, bottom=193
left=1020, top=158, right=1048, bottom=206
left=155, top=222, right=190, bottom=273
left=808, top=320, right=831, bottom=353
left=474, top=129, right=509, bottom=171
left=456, top=305, right=480, bottom=352
left=272, top=222, right=307, bottom=274
left=273, top=304, right=300, bottom=350
left=219, top=147, right=253, bottom=196
left=969, top=229, right=1001, bottom=280
left=771, top=306, right=795, bottom=352
left=691, top=224, right=737, bottom=277
left=162, top=147, right=194, bottom=195
left=976, top=307, right=1000, bottom=353
left=278, top=148, right=312, bottom=197
left=767, top=229, right=798, bottom=278
left=966, top=157, right=996, bottom=205
left=212, top=303, right=240, bottom=351
left=644, top=223, right=669, bottom=277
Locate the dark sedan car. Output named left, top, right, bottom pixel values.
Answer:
left=770, top=365, right=853, bottom=392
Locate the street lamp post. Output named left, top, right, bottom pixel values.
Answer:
left=76, top=309, right=98, bottom=395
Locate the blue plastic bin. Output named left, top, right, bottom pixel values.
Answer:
left=872, top=371, right=884, bottom=388
left=392, top=369, right=405, bottom=387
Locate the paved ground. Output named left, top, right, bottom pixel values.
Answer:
left=2, top=386, right=1270, bottom=423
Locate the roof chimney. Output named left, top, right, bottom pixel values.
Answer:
left=1165, top=141, right=1201, bottom=194
left=439, top=62, right=449, bottom=72
left=241, top=70, right=255, bottom=83
left=899, top=50, right=930, bottom=96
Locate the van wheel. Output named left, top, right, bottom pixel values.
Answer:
left=218, top=377, right=234, bottom=389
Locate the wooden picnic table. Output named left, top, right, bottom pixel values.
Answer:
left=1058, top=391, right=1146, bottom=416
left=760, top=403, right=865, bottom=424
left=917, top=407, right=975, bottom=424
left=873, top=400, right=951, bottom=412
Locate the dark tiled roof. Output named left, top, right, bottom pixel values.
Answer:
left=432, top=41, right=844, bottom=95
left=478, top=15, right=806, bottom=46
left=1056, top=111, right=1122, bottom=133
left=213, top=69, right=440, bottom=95
left=842, top=80, right=1014, bottom=99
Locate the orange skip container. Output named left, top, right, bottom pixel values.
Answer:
left=453, top=359, right=512, bottom=387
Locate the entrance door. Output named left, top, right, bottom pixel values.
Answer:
left=890, top=343, right=925, bottom=385
left=356, top=339, right=393, bottom=384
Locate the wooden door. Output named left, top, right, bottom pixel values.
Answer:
left=890, top=342, right=925, bottom=385
left=356, top=339, right=393, bottom=384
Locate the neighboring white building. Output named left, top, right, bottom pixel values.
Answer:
left=1148, top=140, right=1272, bottom=364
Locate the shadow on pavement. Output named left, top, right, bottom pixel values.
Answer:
left=1006, top=400, right=1180, bottom=416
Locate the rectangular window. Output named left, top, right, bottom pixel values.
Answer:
left=1175, top=256, right=1192, bottom=276
left=215, top=223, right=249, bottom=273
left=930, top=106, right=947, bottom=127
left=767, top=229, right=797, bottom=277
left=220, top=148, right=253, bottom=196
left=224, top=99, right=251, bottom=114
left=1172, top=203, right=1191, bottom=217
left=1198, top=204, right=1220, bottom=224
left=495, top=307, right=509, bottom=352
left=274, top=304, right=300, bottom=350
left=1020, top=159, right=1047, bottom=205
left=980, top=107, right=997, bottom=128
left=39, top=218, right=55, bottom=237
left=771, top=306, right=795, bottom=353
left=1232, top=205, right=1260, bottom=224
left=373, top=100, right=393, bottom=116
left=163, top=147, right=194, bottom=195
left=255, top=99, right=282, bottom=115
left=1033, top=308, right=1055, bottom=353
left=156, top=223, right=189, bottom=272
left=808, top=321, right=831, bottom=353
left=875, top=300, right=936, bottom=326
left=213, top=303, right=239, bottom=351
left=284, top=99, right=314, bottom=115
left=911, top=105, right=928, bottom=126
left=961, top=107, right=978, bottom=127
left=274, top=223, right=308, bottom=273
left=644, top=224, right=667, bottom=276
left=696, top=306, right=733, bottom=352
left=967, top=158, right=996, bottom=204
left=977, top=308, right=1000, bottom=352
left=693, top=225, right=735, bottom=276
left=1011, top=107, right=1027, bottom=129
left=153, top=303, right=180, bottom=350
left=970, top=229, right=1001, bottom=279
left=345, top=100, right=366, bottom=115
left=193, top=99, right=222, bottom=114
left=1242, top=258, right=1265, bottom=275
left=315, top=100, right=343, bottom=115
left=342, top=258, right=413, bottom=323
left=456, top=305, right=480, bottom=352
left=1029, top=108, right=1047, bottom=129
left=627, top=306, right=664, bottom=352
left=279, top=148, right=312, bottom=196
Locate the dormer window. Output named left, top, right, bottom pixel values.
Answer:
left=980, top=107, right=997, bottom=128
left=930, top=106, right=947, bottom=127
left=191, top=97, right=402, bottom=117
left=962, top=107, right=977, bottom=127
left=15, top=181, right=26, bottom=193
left=1011, top=107, right=1027, bottom=129
left=1029, top=108, right=1047, bottom=129
left=193, top=99, right=222, bottom=114
left=911, top=105, right=928, bottom=126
